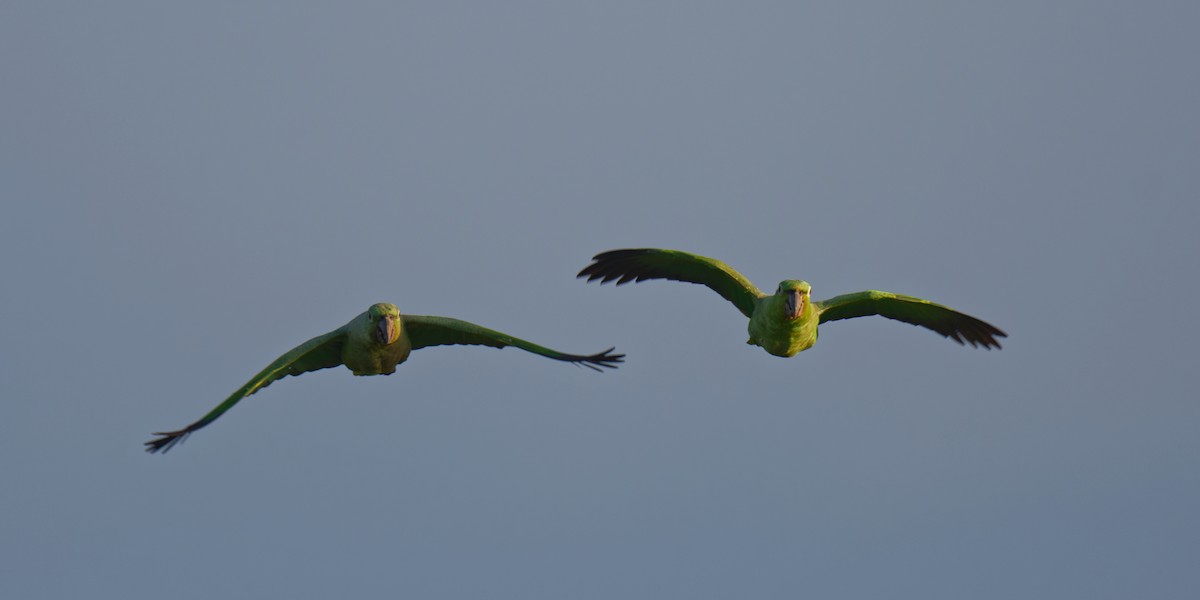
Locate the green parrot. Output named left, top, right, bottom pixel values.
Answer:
left=578, top=248, right=1005, bottom=357
left=145, top=303, right=623, bottom=453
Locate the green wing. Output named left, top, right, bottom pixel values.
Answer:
left=577, top=248, right=764, bottom=318
left=403, top=315, right=623, bottom=371
left=816, top=291, right=1006, bottom=349
left=145, top=327, right=348, bottom=454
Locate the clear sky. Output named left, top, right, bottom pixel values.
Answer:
left=3, top=2, right=1198, bottom=598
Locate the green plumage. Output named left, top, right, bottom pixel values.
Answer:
left=578, top=248, right=1006, bottom=357
left=145, top=303, right=622, bottom=453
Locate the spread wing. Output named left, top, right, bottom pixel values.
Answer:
left=403, top=315, right=623, bottom=371
left=145, top=327, right=348, bottom=454
left=577, top=248, right=764, bottom=318
left=816, top=291, right=1006, bottom=349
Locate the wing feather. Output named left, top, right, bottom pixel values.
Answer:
left=145, top=327, right=347, bottom=453
left=816, top=291, right=1006, bottom=349
left=577, top=248, right=764, bottom=318
left=404, top=315, right=623, bottom=371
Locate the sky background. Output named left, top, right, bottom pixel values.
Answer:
left=3, top=1, right=1198, bottom=598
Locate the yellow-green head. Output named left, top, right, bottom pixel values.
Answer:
left=775, top=280, right=812, bottom=321
left=366, top=303, right=402, bottom=345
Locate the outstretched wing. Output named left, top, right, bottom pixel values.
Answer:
left=577, top=248, right=764, bottom=318
left=816, top=291, right=1006, bottom=349
left=403, top=315, right=623, bottom=371
left=145, top=328, right=348, bottom=454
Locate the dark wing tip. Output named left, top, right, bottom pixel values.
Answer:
left=576, top=249, right=663, bottom=285
left=144, top=429, right=191, bottom=455
left=951, top=319, right=1007, bottom=350
left=590, top=248, right=656, bottom=261
left=573, top=347, right=625, bottom=371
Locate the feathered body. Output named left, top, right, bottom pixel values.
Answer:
left=748, top=285, right=819, bottom=357
left=146, top=303, right=621, bottom=453
left=578, top=248, right=1005, bottom=357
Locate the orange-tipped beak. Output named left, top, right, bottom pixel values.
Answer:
left=785, top=290, right=805, bottom=320
left=374, top=316, right=398, bottom=345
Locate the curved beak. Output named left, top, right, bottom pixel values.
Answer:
left=785, top=290, right=805, bottom=320
left=374, top=315, right=399, bottom=345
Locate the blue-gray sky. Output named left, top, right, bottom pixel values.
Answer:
left=3, top=2, right=1198, bottom=598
